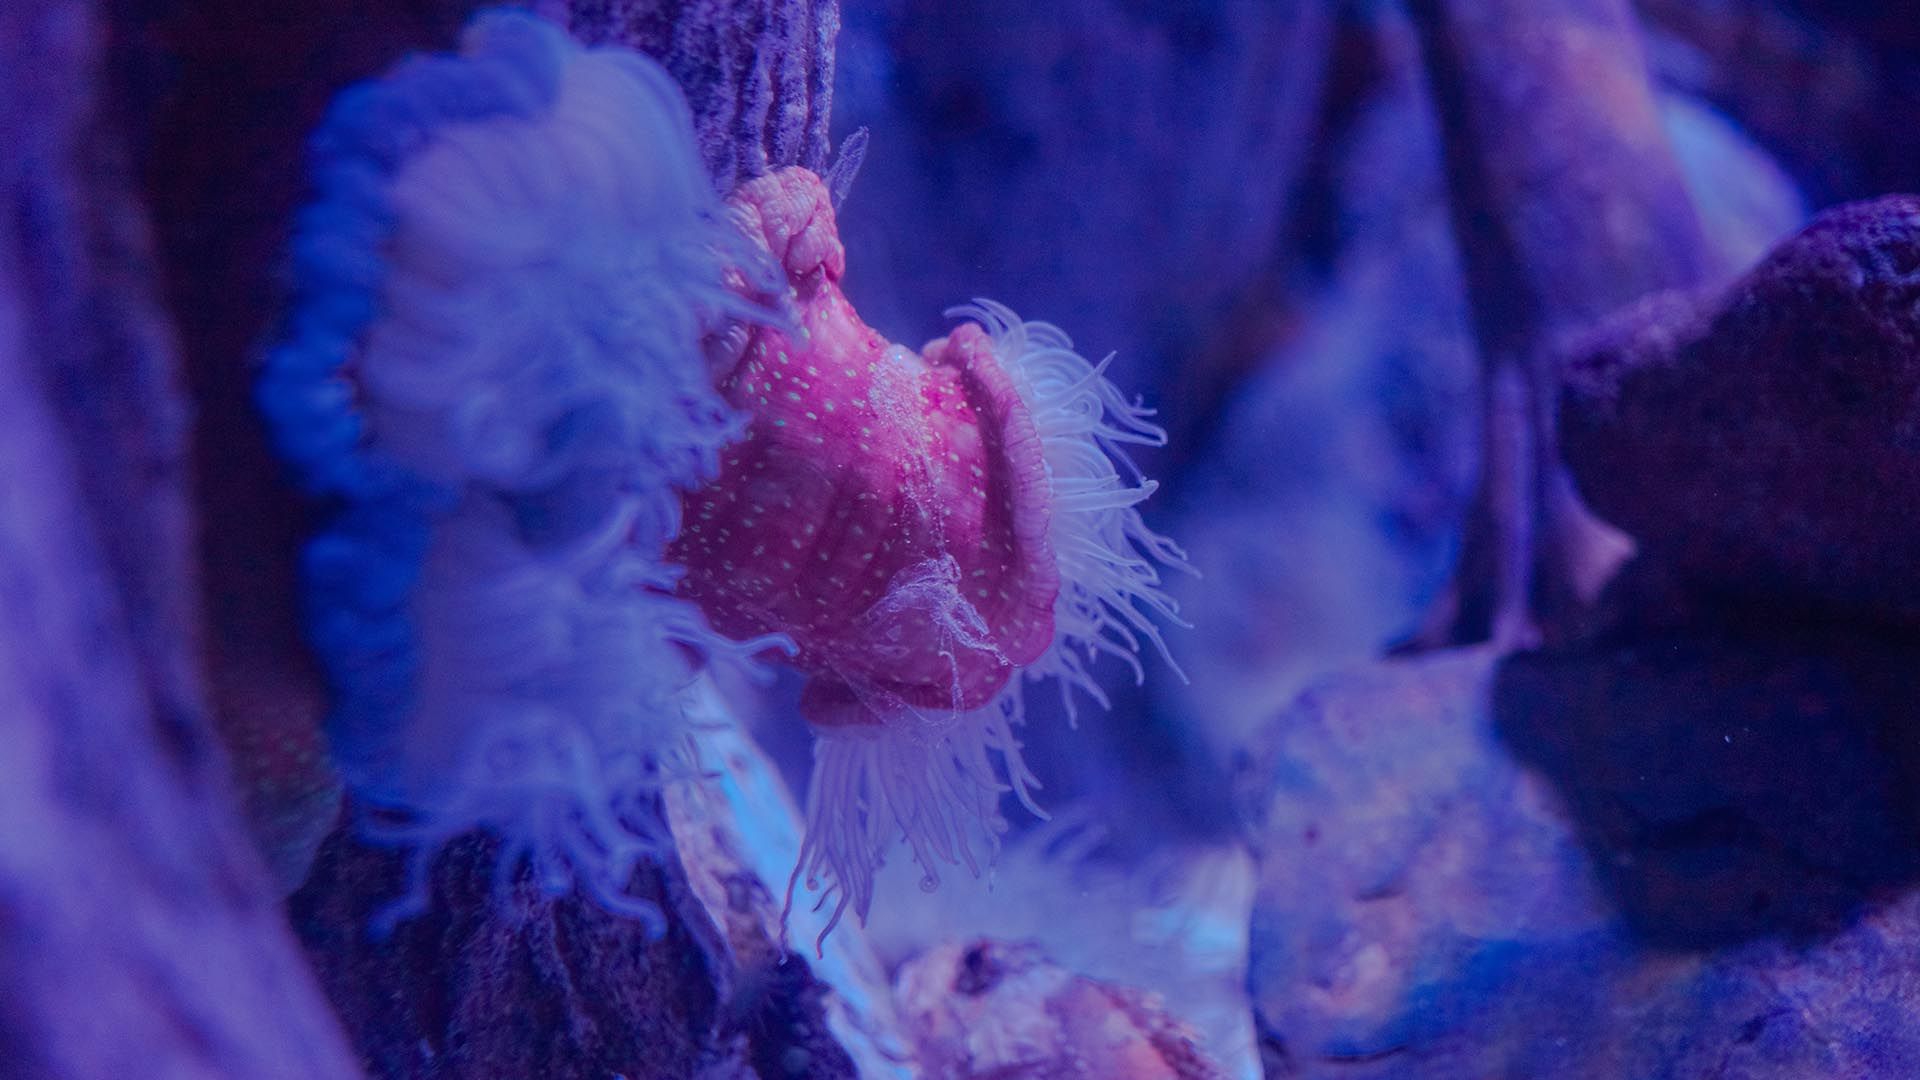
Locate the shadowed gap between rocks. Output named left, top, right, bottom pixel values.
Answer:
left=1492, top=610, right=1920, bottom=950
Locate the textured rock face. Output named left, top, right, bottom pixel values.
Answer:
left=568, top=0, right=840, bottom=192
left=1238, top=631, right=1920, bottom=1078
left=291, top=824, right=861, bottom=1080
left=1237, top=649, right=1611, bottom=1070
left=1639, top=0, right=1920, bottom=204
left=1562, top=195, right=1920, bottom=624
left=292, top=834, right=735, bottom=1080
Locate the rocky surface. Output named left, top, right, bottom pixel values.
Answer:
left=1562, top=195, right=1920, bottom=626
left=0, top=1, right=362, bottom=1075
left=1159, top=3, right=1800, bottom=764
left=287, top=688, right=908, bottom=1080
left=1237, top=625, right=1920, bottom=1078
left=1639, top=0, right=1920, bottom=205
left=291, top=832, right=755, bottom=1079
left=895, top=939, right=1227, bottom=1079
left=568, top=0, right=842, bottom=192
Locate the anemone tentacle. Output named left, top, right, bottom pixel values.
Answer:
left=783, top=301, right=1190, bottom=943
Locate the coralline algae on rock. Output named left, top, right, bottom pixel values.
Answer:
left=1237, top=633, right=1920, bottom=1077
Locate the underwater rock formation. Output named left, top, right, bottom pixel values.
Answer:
left=895, top=939, right=1226, bottom=1079
left=1563, top=195, right=1920, bottom=624
left=1231, top=3, right=1920, bottom=1077
left=0, top=1, right=361, bottom=1075
left=291, top=814, right=862, bottom=1078
left=1238, top=633, right=1920, bottom=1077
left=568, top=0, right=840, bottom=192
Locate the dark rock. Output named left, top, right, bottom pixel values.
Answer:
left=663, top=712, right=912, bottom=1078
left=1237, top=649, right=1609, bottom=1069
left=1497, top=626, right=1920, bottom=947
left=1237, top=630, right=1920, bottom=1077
left=290, top=698, right=909, bottom=1080
left=1640, top=0, right=1920, bottom=204
left=290, top=819, right=860, bottom=1080
left=1562, top=195, right=1920, bottom=625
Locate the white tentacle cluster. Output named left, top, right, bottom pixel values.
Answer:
left=263, top=11, right=781, bottom=930
left=789, top=300, right=1189, bottom=948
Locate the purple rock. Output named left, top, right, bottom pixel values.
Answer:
left=1561, top=195, right=1920, bottom=624
left=1, top=2, right=363, bottom=1075
left=1238, top=629, right=1920, bottom=1077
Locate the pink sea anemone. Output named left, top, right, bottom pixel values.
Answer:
left=669, top=167, right=1189, bottom=940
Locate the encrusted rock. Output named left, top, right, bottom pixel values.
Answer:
left=1562, top=195, right=1920, bottom=623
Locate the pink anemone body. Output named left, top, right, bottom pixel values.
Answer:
left=671, top=168, right=1060, bottom=729
left=669, top=168, right=1187, bottom=940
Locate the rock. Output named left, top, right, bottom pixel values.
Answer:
left=1236, top=649, right=1610, bottom=1069
left=859, top=823, right=1261, bottom=1078
left=1562, top=195, right=1920, bottom=625
left=894, top=939, right=1227, bottom=1079
left=664, top=690, right=916, bottom=1080
left=0, top=2, right=361, bottom=1075
left=292, top=829, right=740, bottom=1080
left=290, top=687, right=903, bottom=1080
left=1640, top=0, right=1920, bottom=203
left=1237, top=630, right=1920, bottom=1077
left=1158, top=31, right=1803, bottom=757
left=567, top=0, right=840, bottom=192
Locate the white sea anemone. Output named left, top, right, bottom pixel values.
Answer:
left=264, top=10, right=782, bottom=930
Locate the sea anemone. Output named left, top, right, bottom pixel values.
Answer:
left=262, top=11, right=1183, bottom=939
left=667, top=167, right=1189, bottom=943
left=258, top=9, right=780, bottom=931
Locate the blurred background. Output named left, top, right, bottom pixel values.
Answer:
left=9, top=0, right=1920, bottom=1077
